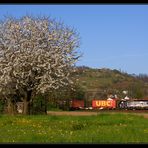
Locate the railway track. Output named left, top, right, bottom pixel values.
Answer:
left=47, top=110, right=148, bottom=118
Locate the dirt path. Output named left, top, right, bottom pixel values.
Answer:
left=47, top=110, right=148, bottom=118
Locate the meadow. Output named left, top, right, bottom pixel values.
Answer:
left=0, top=112, right=147, bottom=144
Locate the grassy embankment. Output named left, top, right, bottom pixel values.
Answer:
left=0, top=113, right=147, bottom=143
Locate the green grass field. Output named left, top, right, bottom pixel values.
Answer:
left=0, top=113, right=147, bottom=144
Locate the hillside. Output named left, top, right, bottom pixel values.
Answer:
left=74, top=66, right=148, bottom=99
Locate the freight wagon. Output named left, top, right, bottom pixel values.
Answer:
left=69, top=99, right=85, bottom=110
left=92, top=99, right=116, bottom=109
left=126, top=99, right=148, bottom=110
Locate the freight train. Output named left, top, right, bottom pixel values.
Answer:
left=69, top=99, right=148, bottom=110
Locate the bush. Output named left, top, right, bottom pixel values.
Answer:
left=0, top=100, right=5, bottom=113
left=31, top=96, right=47, bottom=115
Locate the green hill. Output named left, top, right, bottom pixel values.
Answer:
left=74, top=66, right=148, bottom=99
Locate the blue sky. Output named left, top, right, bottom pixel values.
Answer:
left=0, top=4, right=148, bottom=75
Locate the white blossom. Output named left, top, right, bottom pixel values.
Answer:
left=0, top=16, right=80, bottom=98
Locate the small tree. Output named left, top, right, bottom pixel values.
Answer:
left=0, top=15, right=80, bottom=114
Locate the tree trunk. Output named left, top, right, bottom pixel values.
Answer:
left=44, top=96, right=47, bottom=115
left=23, top=99, right=29, bottom=115
left=23, top=91, right=32, bottom=115
left=6, top=99, right=16, bottom=115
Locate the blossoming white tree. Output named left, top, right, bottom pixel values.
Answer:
left=0, top=16, right=80, bottom=114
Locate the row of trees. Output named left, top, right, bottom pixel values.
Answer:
left=0, top=15, right=81, bottom=115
